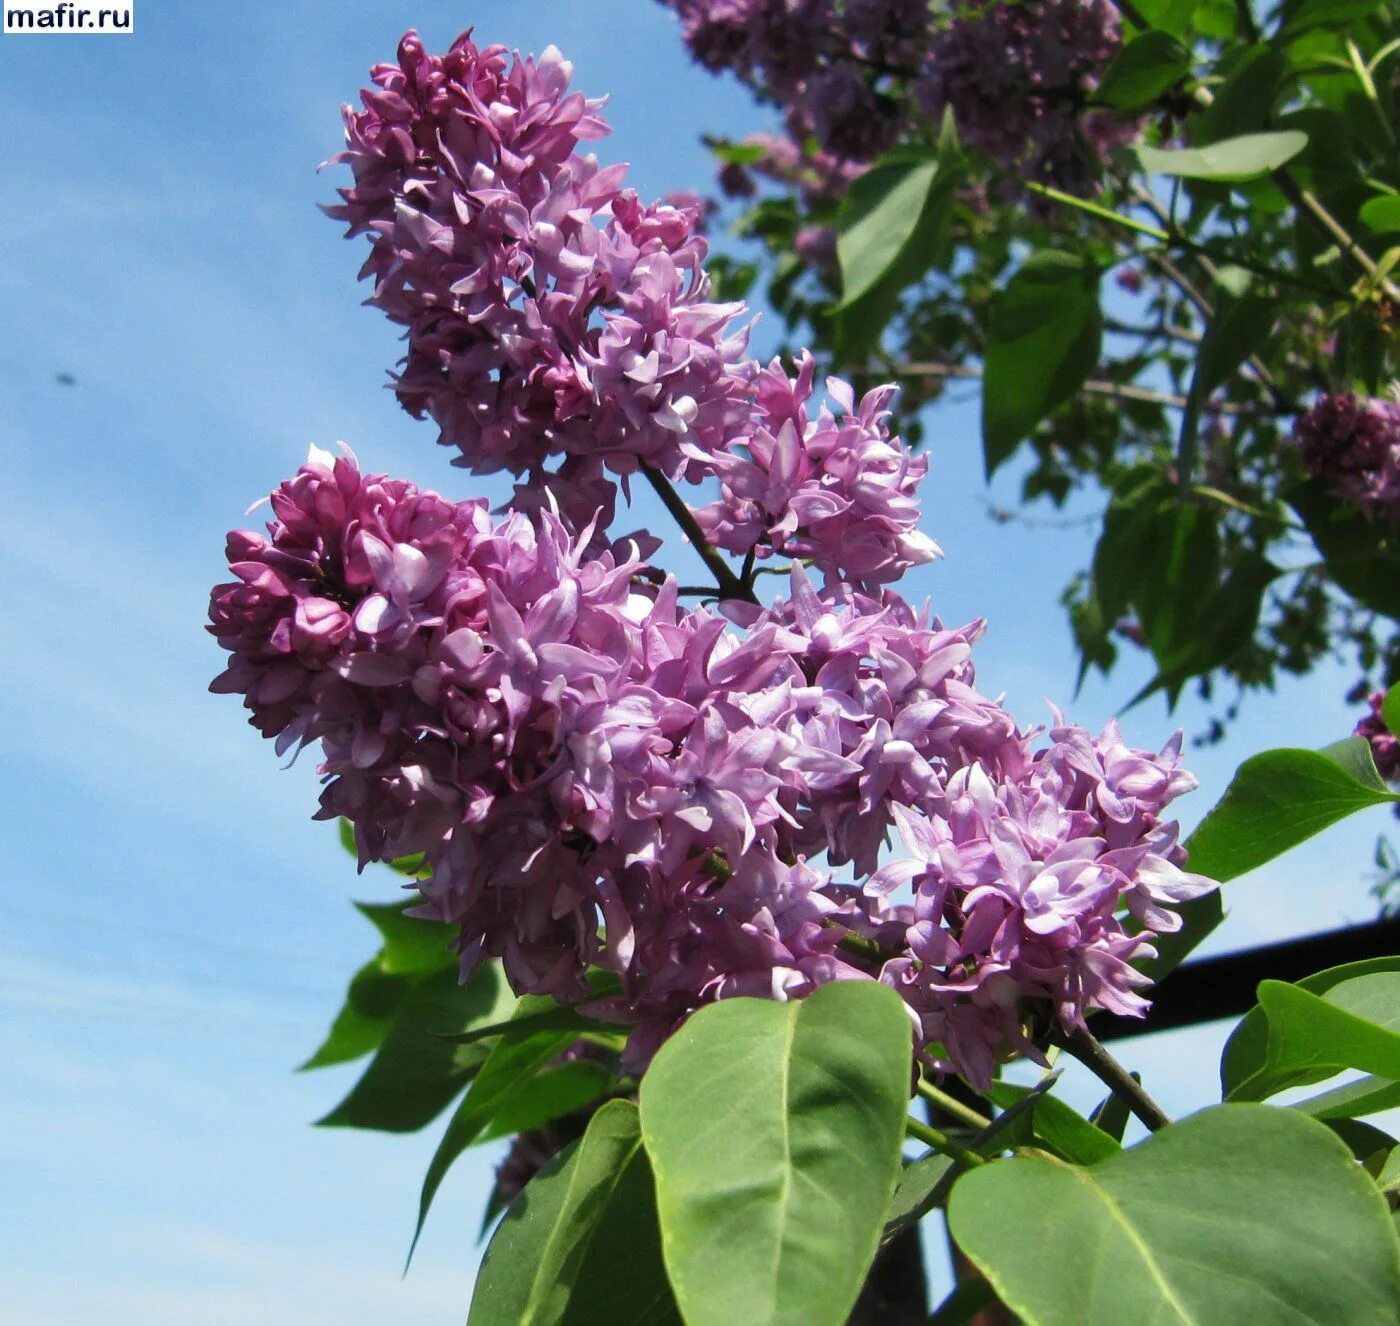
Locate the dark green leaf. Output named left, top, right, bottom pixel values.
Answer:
left=833, top=150, right=959, bottom=362
left=982, top=250, right=1102, bottom=476
left=1137, top=131, right=1309, bottom=181
left=354, top=900, right=456, bottom=976
left=881, top=1151, right=956, bottom=1244
left=479, top=1060, right=615, bottom=1142
left=639, top=983, right=912, bottom=1326
left=949, top=1104, right=1400, bottom=1326
left=412, top=998, right=587, bottom=1259
left=468, top=1100, right=677, bottom=1326
left=1184, top=741, right=1399, bottom=884
left=300, top=960, right=412, bottom=1070
left=560, top=1136, right=680, bottom=1326
left=1292, top=480, right=1400, bottom=620
left=1095, top=31, right=1192, bottom=110
left=317, top=964, right=513, bottom=1132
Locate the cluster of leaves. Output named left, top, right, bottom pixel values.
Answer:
left=708, top=0, right=1400, bottom=739
left=304, top=691, right=1400, bottom=1321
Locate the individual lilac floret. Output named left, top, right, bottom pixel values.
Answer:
left=864, top=717, right=1212, bottom=1089
left=916, top=0, right=1133, bottom=195
left=1294, top=392, right=1400, bottom=523
left=694, top=354, right=939, bottom=588
left=1356, top=691, right=1400, bottom=783
left=325, top=30, right=753, bottom=484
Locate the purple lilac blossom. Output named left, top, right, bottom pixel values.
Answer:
left=1356, top=691, right=1400, bottom=783
left=325, top=31, right=754, bottom=486
left=916, top=0, right=1135, bottom=196
left=211, top=446, right=1214, bottom=1083
left=1294, top=392, right=1400, bottom=523
left=693, top=353, right=939, bottom=588
left=213, top=28, right=1219, bottom=1090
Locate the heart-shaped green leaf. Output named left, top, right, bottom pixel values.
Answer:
left=639, top=982, right=912, bottom=1326
left=949, top=1104, right=1400, bottom=1325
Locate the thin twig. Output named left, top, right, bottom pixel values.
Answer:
left=640, top=464, right=755, bottom=604
left=897, top=361, right=1289, bottom=417
left=905, top=1116, right=987, bottom=1168
left=1056, top=1026, right=1171, bottom=1132
left=917, top=1079, right=994, bottom=1131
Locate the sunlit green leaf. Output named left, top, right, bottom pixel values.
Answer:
left=639, top=983, right=911, bottom=1326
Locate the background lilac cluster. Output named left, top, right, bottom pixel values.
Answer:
left=210, top=28, right=1217, bottom=1087
left=1296, top=392, right=1400, bottom=525
left=661, top=0, right=1136, bottom=202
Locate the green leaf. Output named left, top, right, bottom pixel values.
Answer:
left=354, top=900, right=456, bottom=976
left=317, top=963, right=513, bottom=1132
left=1095, top=31, right=1192, bottom=110
left=1183, top=740, right=1399, bottom=884
left=411, top=997, right=590, bottom=1260
left=881, top=1151, right=957, bottom=1244
left=300, top=960, right=413, bottom=1070
left=833, top=148, right=959, bottom=362
left=440, top=996, right=616, bottom=1047
left=982, top=250, right=1102, bottom=476
left=560, top=1135, right=680, bottom=1326
left=1193, top=287, right=1277, bottom=398
left=1137, top=130, right=1309, bottom=182
left=1293, top=1074, right=1400, bottom=1121
left=478, top=1060, right=615, bottom=1142
left=1224, top=970, right=1400, bottom=1102
left=949, top=1104, right=1400, bottom=1326
left=639, top=982, right=912, bottom=1326
left=985, top=1083, right=1121, bottom=1166
left=1383, top=683, right=1400, bottom=741
left=837, top=156, right=940, bottom=309
left=1291, top=481, right=1400, bottom=620
left=1361, top=196, right=1400, bottom=235
left=468, top=1100, right=679, bottom=1326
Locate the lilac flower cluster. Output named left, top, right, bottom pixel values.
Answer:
left=1294, top=392, right=1400, bottom=523
left=916, top=0, right=1134, bottom=196
left=694, top=353, right=939, bottom=587
left=1356, top=691, right=1400, bottom=783
left=663, top=0, right=929, bottom=162
left=659, top=0, right=1137, bottom=198
left=325, top=31, right=753, bottom=486
left=212, top=29, right=1217, bottom=1089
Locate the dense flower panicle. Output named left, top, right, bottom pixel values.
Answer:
left=715, top=132, right=865, bottom=204
left=1356, top=691, right=1400, bottom=783
left=213, top=27, right=1220, bottom=1089
left=694, top=354, right=940, bottom=587
left=916, top=0, right=1133, bottom=195
left=211, top=448, right=1213, bottom=1082
left=326, top=30, right=754, bottom=485
left=1294, top=392, right=1400, bottom=522
left=864, top=719, right=1211, bottom=1088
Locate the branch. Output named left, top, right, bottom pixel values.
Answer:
left=896, top=361, right=1290, bottom=416
left=640, top=465, right=755, bottom=604
left=1270, top=170, right=1400, bottom=303
left=1055, top=1026, right=1171, bottom=1132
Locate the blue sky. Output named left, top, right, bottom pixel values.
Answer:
left=1, top=2, right=1393, bottom=1320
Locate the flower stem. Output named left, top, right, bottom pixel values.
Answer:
left=1056, top=1026, right=1171, bottom=1132
left=917, top=1079, right=994, bottom=1131
left=641, top=465, right=755, bottom=604
left=905, top=1116, right=986, bottom=1168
